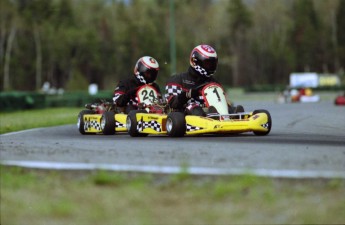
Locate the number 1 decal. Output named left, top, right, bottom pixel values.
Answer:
left=213, top=87, right=221, bottom=101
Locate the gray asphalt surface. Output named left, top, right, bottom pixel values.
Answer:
left=1, top=101, right=345, bottom=178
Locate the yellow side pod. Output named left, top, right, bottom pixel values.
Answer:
left=134, top=113, right=168, bottom=134
left=184, top=112, right=269, bottom=135
left=80, top=113, right=127, bottom=134
left=130, top=111, right=271, bottom=136
left=83, top=114, right=103, bottom=133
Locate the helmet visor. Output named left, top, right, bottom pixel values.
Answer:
left=143, top=69, right=158, bottom=83
left=202, top=57, right=218, bottom=73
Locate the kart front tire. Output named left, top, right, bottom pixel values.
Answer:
left=126, top=110, right=148, bottom=137
left=166, top=112, right=186, bottom=137
left=101, top=111, right=116, bottom=135
left=78, top=110, right=95, bottom=135
left=252, top=109, right=272, bottom=136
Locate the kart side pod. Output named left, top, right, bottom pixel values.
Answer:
left=126, top=109, right=272, bottom=137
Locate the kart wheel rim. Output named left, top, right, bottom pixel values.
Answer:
left=126, top=117, right=132, bottom=130
left=100, top=116, right=106, bottom=130
left=166, top=118, right=173, bottom=133
left=77, top=116, right=81, bottom=128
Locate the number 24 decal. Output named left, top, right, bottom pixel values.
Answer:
left=141, top=89, right=156, bottom=101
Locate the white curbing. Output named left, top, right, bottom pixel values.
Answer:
left=1, top=160, right=345, bottom=179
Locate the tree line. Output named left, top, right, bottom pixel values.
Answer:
left=1, top=0, right=344, bottom=92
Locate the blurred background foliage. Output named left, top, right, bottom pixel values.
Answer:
left=1, top=0, right=345, bottom=92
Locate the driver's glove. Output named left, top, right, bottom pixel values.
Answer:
left=186, top=88, right=199, bottom=99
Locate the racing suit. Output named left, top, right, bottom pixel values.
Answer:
left=113, top=76, right=162, bottom=113
left=165, top=66, right=222, bottom=115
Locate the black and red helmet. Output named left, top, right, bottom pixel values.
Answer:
left=190, top=44, right=218, bottom=77
left=134, top=56, right=159, bottom=84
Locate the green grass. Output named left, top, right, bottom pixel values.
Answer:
left=0, top=107, right=82, bottom=134
left=1, top=166, right=345, bottom=225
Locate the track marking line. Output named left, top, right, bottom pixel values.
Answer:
left=1, top=160, right=344, bottom=179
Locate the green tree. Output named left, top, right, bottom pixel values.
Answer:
left=290, top=0, right=321, bottom=72
left=226, top=0, right=252, bottom=86
left=249, top=0, right=294, bottom=86
left=1, top=0, right=343, bottom=92
left=336, top=0, right=345, bottom=72
left=19, top=0, right=55, bottom=90
left=1, top=0, right=19, bottom=91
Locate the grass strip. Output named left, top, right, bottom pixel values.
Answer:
left=0, top=107, right=81, bottom=134
left=1, top=166, right=345, bottom=224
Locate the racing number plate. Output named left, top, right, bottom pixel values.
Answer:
left=136, top=85, right=159, bottom=105
left=201, top=83, right=229, bottom=115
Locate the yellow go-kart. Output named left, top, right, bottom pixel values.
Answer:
left=77, top=85, right=162, bottom=135
left=126, top=83, right=272, bottom=137
left=77, top=100, right=127, bottom=135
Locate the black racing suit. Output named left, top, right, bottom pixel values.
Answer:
left=113, top=76, right=162, bottom=113
left=165, top=66, right=224, bottom=115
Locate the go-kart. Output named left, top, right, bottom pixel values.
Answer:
left=290, top=88, right=320, bottom=103
left=334, top=92, right=345, bottom=105
left=77, top=100, right=127, bottom=135
left=77, top=85, right=161, bottom=135
left=126, top=83, right=272, bottom=137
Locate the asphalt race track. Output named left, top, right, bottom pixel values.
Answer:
left=1, top=101, right=345, bottom=179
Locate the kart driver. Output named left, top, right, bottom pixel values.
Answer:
left=165, top=44, right=243, bottom=116
left=113, top=56, right=162, bottom=113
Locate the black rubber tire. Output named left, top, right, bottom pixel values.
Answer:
left=166, top=112, right=186, bottom=137
left=125, top=105, right=137, bottom=114
left=126, top=110, right=149, bottom=137
left=189, top=106, right=206, bottom=116
left=208, top=106, right=218, bottom=114
left=235, top=105, right=245, bottom=113
left=77, top=110, right=95, bottom=135
left=101, top=111, right=116, bottom=135
left=252, top=109, right=272, bottom=136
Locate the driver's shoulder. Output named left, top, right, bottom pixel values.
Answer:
left=209, top=77, right=221, bottom=85
left=166, top=72, right=186, bottom=84
left=149, top=83, right=161, bottom=92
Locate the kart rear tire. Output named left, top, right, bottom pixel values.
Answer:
left=234, top=105, right=245, bottom=113
left=126, top=110, right=149, bottom=137
left=166, top=112, right=186, bottom=137
left=208, top=106, right=218, bottom=114
left=252, top=109, right=272, bottom=136
left=78, top=110, right=95, bottom=135
left=101, top=111, right=116, bottom=135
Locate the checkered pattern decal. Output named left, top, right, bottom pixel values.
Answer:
left=186, top=124, right=203, bottom=132
left=85, top=120, right=101, bottom=131
left=113, top=92, right=139, bottom=106
left=116, top=121, right=126, bottom=128
left=194, top=65, right=210, bottom=77
left=137, top=119, right=161, bottom=132
left=136, top=73, right=147, bottom=84
left=165, top=84, right=204, bottom=104
left=165, top=84, right=183, bottom=99
left=132, top=97, right=139, bottom=106
left=186, top=99, right=203, bottom=111
left=261, top=122, right=270, bottom=129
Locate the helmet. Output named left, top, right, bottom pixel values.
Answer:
left=134, top=56, right=159, bottom=84
left=190, top=44, right=218, bottom=77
